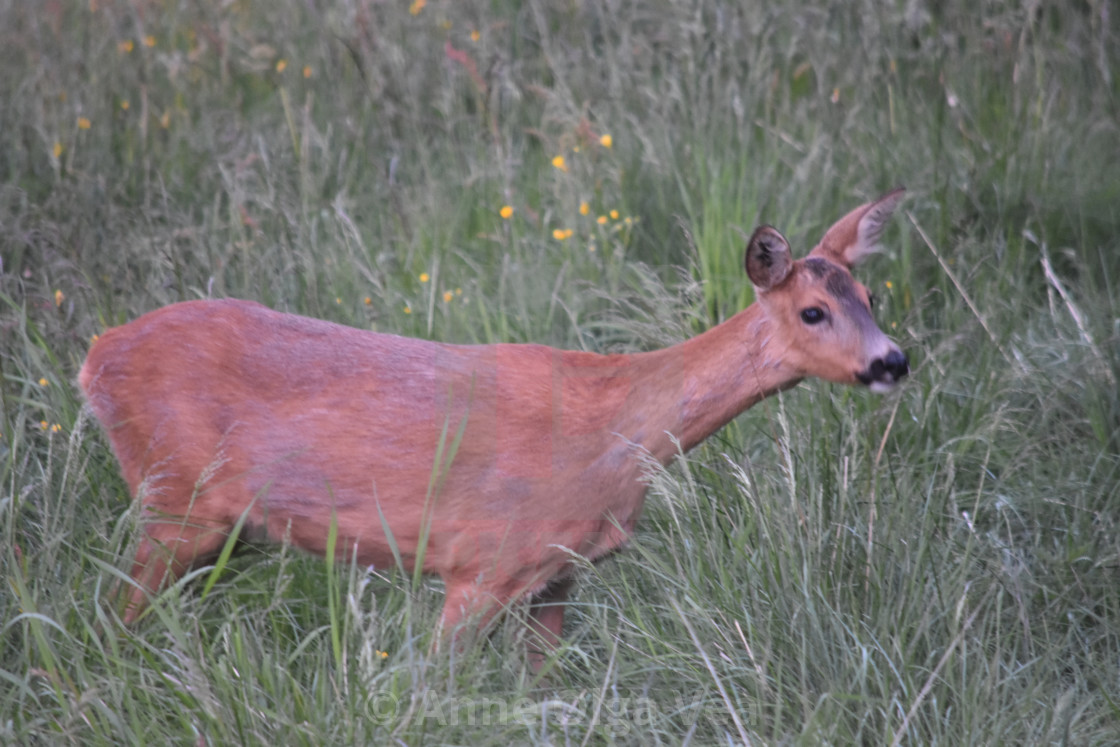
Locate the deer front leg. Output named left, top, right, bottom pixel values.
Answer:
left=527, top=577, right=574, bottom=672
left=436, top=578, right=507, bottom=657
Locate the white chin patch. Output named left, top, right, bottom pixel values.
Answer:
left=869, top=380, right=898, bottom=394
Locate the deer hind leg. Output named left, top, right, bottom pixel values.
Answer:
left=119, top=516, right=232, bottom=623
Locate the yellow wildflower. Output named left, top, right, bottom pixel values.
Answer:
left=599, top=134, right=613, bottom=148
left=77, top=117, right=91, bottom=130
left=609, top=209, right=619, bottom=220
left=121, top=100, right=129, bottom=110
left=54, top=290, right=64, bottom=307
left=276, top=59, right=287, bottom=73
left=885, top=281, right=893, bottom=289
left=143, top=35, right=156, bottom=47
left=470, top=29, right=480, bottom=42
left=552, top=228, right=573, bottom=241
left=419, top=273, right=430, bottom=283
left=39, top=378, right=48, bottom=387
left=443, top=291, right=453, bottom=303
left=409, top=0, right=425, bottom=14
left=579, top=202, right=589, bottom=216
left=403, top=305, right=412, bottom=315
left=303, top=66, right=312, bottom=79
left=118, top=40, right=133, bottom=53
left=596, top=215, right=607, bottom=225
left=53, top=142, right=63, bottom=159
left=364, top=297, right=372, bottom=305
left=551, top=155, right=567, bottom=172
left=499, top=205, right=513, bottom=219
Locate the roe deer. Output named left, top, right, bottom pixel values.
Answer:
left=80, top=190, right=909, bottom=668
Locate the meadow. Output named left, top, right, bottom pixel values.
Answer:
left=1, top=0, right=1118, bottom=743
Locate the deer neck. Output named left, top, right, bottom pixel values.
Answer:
left=630, top=303, right=801, bottom=462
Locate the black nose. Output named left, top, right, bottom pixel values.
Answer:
left=872, top=350, right=909, bottom=382
left=859, top=349, right=910, bottom=387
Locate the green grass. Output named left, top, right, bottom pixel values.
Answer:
left=2, top=0, right=1119, bottom=743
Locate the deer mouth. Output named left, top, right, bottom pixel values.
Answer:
left=857, top=350, right=910, bottom=392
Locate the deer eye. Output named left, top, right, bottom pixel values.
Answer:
left=868, top=293, right=876, bottom=310
left=800, top=307, right=826, bottom=325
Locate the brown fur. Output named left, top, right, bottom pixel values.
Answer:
left=80, top=191, right=907, bottom=669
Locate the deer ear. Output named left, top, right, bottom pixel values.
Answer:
left=811, top=187, right=905, bottom=268
left=745, top=225, right=793, bottom=291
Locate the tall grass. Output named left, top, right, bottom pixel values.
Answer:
left=2, top=0, right=1118, bottom=743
